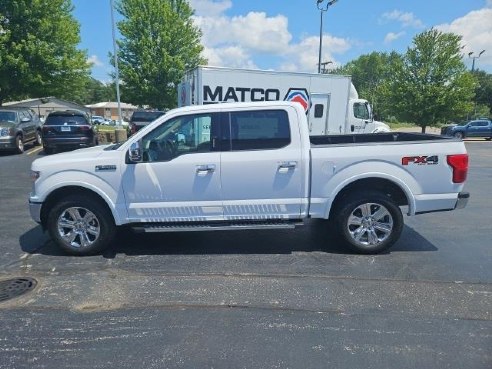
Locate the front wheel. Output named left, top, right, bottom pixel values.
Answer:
left=47, top=195, right=116, bottom=255
left=15, top=135, right=24, bottom=154
left=333, top=192, right=403, bottom=254
left=454, top=132, right=464, bottom=139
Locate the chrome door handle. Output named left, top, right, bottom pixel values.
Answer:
left=278, top=161, right=297, bottom=173
left=196, top=164, right=215, bottom=175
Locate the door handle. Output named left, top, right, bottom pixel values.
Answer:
left=278, top=161, right=297, bottom=173
left=196, top=164, right=215, bottom=175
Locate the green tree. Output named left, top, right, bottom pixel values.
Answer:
left=0, top=0, right=91, bottom=105
left=333, top=51, right=402, bottom=120
left=472, top=70, right=492, bottom=117
left=382, top=29, right=475, bottom=132
left=82, top=78, right=117, bottom=104
left=115, top=0, right=205, bottom=109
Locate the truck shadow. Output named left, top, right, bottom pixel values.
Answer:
left=20, top=221, right=438, bottom=258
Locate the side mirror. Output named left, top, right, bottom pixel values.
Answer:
left=21, top=117, right=31, bottom=123
left=128, top=140, right=143, bottom=162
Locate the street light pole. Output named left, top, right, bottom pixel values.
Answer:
left=316, top=0, right=338, bottom=74
left=468, top=50, right=485, bottom=72
left=468, top=50, right=485, bottom=117
left=110, top=0, right=122, bottom=126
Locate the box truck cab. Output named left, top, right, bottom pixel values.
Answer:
left=178, top=66, right=390, bottom=135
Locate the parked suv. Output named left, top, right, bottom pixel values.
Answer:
left=129, top=110, right=166, bottom=135
left=441, top=119, right=492, bottom=140
left=0, top=107, right=43, bottom=153
left=42, top=110, right=97, bottom=154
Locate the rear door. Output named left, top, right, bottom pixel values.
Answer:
left=219, top=106, right=305, bottom=220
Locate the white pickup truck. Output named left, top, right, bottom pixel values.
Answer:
left=29, top=102, right=469, bottom=255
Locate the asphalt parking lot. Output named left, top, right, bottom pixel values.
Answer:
left=0, top=141, right=491, bottom=368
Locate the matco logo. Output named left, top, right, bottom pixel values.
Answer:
left=284, top=88, right=310, bottom=113
left=402, top=155, right=439, bottom=165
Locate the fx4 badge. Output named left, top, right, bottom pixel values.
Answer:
left=402, top=155, right=439, bottom=166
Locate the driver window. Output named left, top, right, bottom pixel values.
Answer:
left=353, top=103, right=369, bottom=120
left=141, top=113, right=216, bottom=162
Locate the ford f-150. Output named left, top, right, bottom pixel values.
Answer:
left=29, top=102, right=469, bottom=255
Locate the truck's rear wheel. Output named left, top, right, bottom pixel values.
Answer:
left=47, top=195, right=115, bottom=255
left=334, top=191, right=403, bottom=254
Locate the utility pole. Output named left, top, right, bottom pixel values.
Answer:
left=110, top=0, right=123, bottom=126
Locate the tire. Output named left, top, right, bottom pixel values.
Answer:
left=485, top=137, right=491, bottom=141
left=333, top=191, right=403, bottom=254
left=35, top=130, right=43, bottom=146
left=15, top=135, right=24, bottom=154
left=454, top=132, right=464, bottom=139
left=43, top=146, right=53, bottom=155
left=47, top=195, right=116, bottom=255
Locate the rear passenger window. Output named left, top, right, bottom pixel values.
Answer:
left=226, top=110, right=291, bottom=151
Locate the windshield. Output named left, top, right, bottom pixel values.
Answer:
left=131, top=112, right=164, bottom=122
left=0, top=111, right=16, bottom=122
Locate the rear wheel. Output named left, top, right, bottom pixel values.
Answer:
left=333, top=191, right=403, bottom=254
left=15, top=135, right=24, bottom=154
left=47, top=195, right=116, bottom=255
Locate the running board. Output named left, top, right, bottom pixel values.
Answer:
left=131, top=220, right=304, bottom=233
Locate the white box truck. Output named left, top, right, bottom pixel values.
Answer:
left=178, top=66, right=390, bottom=135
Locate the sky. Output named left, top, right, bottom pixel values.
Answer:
left=72, top=0, right=492, bottom=82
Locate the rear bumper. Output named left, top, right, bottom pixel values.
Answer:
left=43, top=136, right=94, bottom=148
left=455, top=192, right=469, bottom=210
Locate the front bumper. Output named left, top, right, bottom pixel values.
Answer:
left=29, top=200, right=43, bottom=224
left=0, top=136, right=16, bottom=150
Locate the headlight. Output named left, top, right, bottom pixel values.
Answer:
left=30, top=171, right=40, bottom=181
left=0, top=127, right=10, bottom=137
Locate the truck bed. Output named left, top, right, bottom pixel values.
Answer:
left=310, top=132, right=451, bottom=146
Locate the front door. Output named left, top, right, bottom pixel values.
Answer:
left=308, top=93, right=331, bottom=135
left=219, top=107, right=305, bottom=220
left=122, top=112, right=223, bottom=222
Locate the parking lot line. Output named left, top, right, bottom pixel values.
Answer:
left=26, top=146, right=43, bottom=155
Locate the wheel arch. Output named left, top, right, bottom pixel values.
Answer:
left=40, top=186, right=116, bottom=229
left=328, top=177, right=412, bottom=220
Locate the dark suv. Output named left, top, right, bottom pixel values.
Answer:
left=42, top=110, right=97, bottom=154
left=129, top=110, right=166, bottom=135
left=0, top=107, right=43, bottom=153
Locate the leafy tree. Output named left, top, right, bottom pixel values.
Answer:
left=333, top=51, right=402, bottom=120
left=0, top=0, right=91, bottom=105
left=115, top=0, right=205, bottom=109
left=82, top=78, right=117, bottom=104
left=472, top=70, right=492, bottom=117
left=381, top=29, right=475, bottom=132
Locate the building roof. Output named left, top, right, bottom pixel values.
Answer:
left=86, top=101, right=138, bottom=109
left=3, top=97, right=90, bottom=111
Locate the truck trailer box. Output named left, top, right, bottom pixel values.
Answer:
left=178, top=66, right=389, bottom=135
